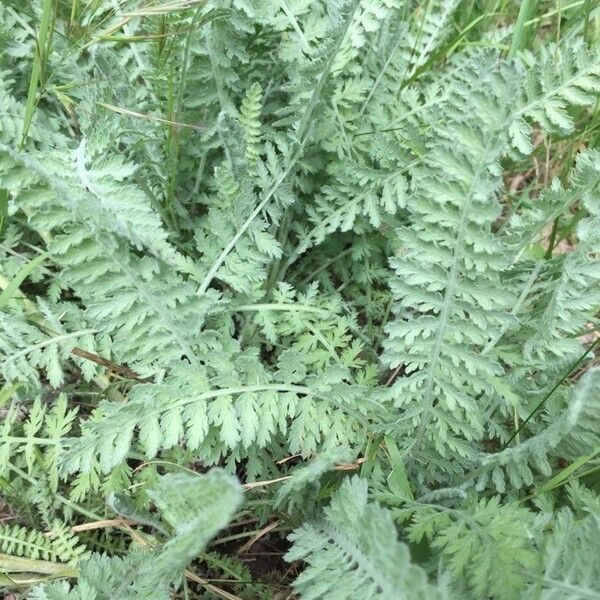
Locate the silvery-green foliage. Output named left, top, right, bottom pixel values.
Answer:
left=286, top=476, right=450, bottom=599
left=0, top=1, right=599, bottom=598
left=28, top=470, right=242, bottom=600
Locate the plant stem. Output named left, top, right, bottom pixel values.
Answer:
left=544, top=218, right=560, bottom=259
left=501, top=337, right=600, bottom=449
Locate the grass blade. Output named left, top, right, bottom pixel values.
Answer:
left=533, top=447, right=600, bottom=497
left=385, top=436, right=414, bottom=500
left=21, top=0, right=55, bottom=147
left=508, top=0, right=539, bottom=58
left=0, top=252, right=48, bottom=309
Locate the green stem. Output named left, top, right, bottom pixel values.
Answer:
left=544, top=217, right=560, bottom=259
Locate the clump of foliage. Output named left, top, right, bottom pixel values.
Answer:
left=1, top=1, right=600, bottom=598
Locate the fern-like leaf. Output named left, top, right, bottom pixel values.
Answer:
left=0, top=520, right=88, bottom=565
left=511, top=41, right=600, bottom=154
left=406, top=497, right=539, bottom=600
left=472, top=368, right=600, bottom=492
left=30, top=469, right=242, bottom=600
left=286, top=475, right=448, bottom=599
left=382, top=57, right=517, bottom=478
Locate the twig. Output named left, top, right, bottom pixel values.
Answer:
left=237, top=520, right=279, bottom=554
left=243, top=476, right=292, bottom=490
left=44, top=518, right=137, bottom=537
left=385, top=364, right=404, bottom=387
left=70, top=347, right=151, bottom=382
left=333, top=457, right=367, bottom=471
left=276, top=454, right=301, bottom=465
